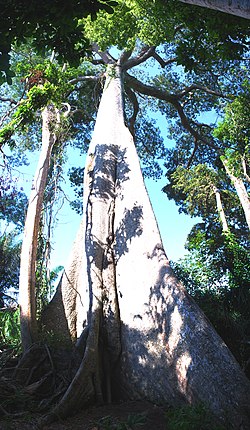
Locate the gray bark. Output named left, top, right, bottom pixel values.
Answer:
left=178, top=0, right=250, bottom=19
left=19, top=105, right=58, bottom=351
left=41, top=68, right=250, bottom=428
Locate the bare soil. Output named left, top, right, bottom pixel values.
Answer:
left=0, top=400, right=168, bottom=430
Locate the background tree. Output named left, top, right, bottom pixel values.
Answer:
left=214, top=84, right=250, bottom=229
left=177, top=0, right=250, bottom=19
left=0, top=231, right=21, bottom=307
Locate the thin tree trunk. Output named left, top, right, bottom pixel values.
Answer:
left=178, top=0, right=250, bottom=19
left=222, top=158, right=250, bottom=230
left=19, top=105, right=58, bottom=351
left=41, top=68, right=250, bottom=429
left=213, top=185, right=229, bottom=232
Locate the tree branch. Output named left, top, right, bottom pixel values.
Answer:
left=91, top=43, right=116, bottom=65
left=0, top=100, right=23, bottom=128
left=176, top=83, right=226, bottom=99
left=125, top=72, right=217, bottom=148
left=118, top=49, right=133, bottom=66
left=125, top=72, right=177, bottom=103
left=151, top=52, right=177, bottom=68
left=68, top=75, right=101, bottom=85
left=242, top=156, right=250, bottom=183
left=90, top=59, right=105, bottom=66
left=0, top=96, right=17, bottom=105
left=186, top=138, right=199, bottom=168
left=122, top=46, right=156, bottom=71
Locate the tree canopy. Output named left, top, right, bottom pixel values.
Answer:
left=0, top=0, right=117, bottom=83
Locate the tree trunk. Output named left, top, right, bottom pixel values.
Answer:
left=19, top=105, right=58, bottom=351
left=178, top=0, right=250, bottom=19
left=222, top=158, right=250, bottom=230
left=213, top=185, right=229, bottom=232
left=41, top=68, right=250, bottom=428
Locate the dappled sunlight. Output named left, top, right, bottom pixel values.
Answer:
left=167, top=305, right=183, bottom=356
left=115, top=204, right=143, bottom=261
left=175, top=352, right=192, bottom=399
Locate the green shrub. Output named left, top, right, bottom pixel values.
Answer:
left=165, top=404, right=225, bottom=430
left=0, top=307, right=21, bottom=348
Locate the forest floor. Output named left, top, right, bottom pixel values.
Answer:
left=0, top=400, right=168, bottom=430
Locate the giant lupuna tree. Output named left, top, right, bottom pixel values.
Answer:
left=1, top=1, right=250, bottom=428
left=40, top=45, right=250, bottom=426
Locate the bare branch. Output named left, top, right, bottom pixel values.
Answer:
left=193, top=121, right=214, bottom=129
left=152, top=52, right=177, bottom=68
left=125, top=72, right=177, bottom=103
left=68, top=75, right=101, bottom=85
left=118, top=50, right=133, bottom=66
left=61, top=103, right=71, bottom=117
left=0, top=100, right=23, bottom=128
left=175, top=101, right=216, bottom=147
left=0, top=96, right=18, bottom=105
left=176, top=83, right=226, bottom=99
left=91, top=43, right=116, bottom=65
left=125, top=72, right=217, bottom=148
left=122, top=46, right=156, bottom=71
left=186, top=138, right=199, bottom=168
left=91, top=58, right=105, bottom=65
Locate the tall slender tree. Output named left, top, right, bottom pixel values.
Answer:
left=19, top=105, right=60, bottom=350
